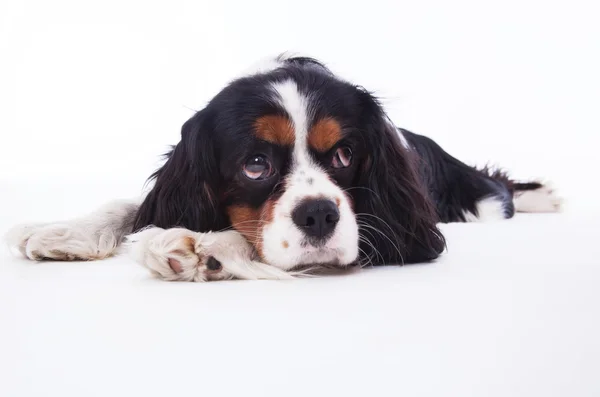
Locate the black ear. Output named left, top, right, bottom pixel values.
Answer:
left=132, top=111, right=229, bottom=233
left=353, top=105, right=445, bottom=265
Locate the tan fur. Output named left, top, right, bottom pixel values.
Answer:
left=227, top=200, right=276, bottom=259
left=308, top=118, right=342, bottom=152
left=254, top=115, right=295, bottom=146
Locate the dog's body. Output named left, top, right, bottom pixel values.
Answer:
left=7, top=55, right=562, bottom=281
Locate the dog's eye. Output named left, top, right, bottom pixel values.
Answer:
left=243, top=155, right=274, bottom=180
left=332, top=146, right=353, bottom=168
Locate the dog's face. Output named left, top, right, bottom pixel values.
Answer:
left=134, top=56, right=445, bottom=270
left=219, top=77, right=365, bottom=269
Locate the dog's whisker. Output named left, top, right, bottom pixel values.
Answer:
left=357, top=221, right=404, bottom=264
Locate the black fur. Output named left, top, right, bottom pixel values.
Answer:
left=133, top=55, right=541, bottom=267
left=133, top=112, right=230, bottom=232
left=351, top=95, right=445, bottom=264
left=403, top=130, right=517, bottom=222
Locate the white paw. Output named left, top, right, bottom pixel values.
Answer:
left=6, top=223, right=117, bottom=261
left=126, top=227, right=295, bottom=282
left=514, top=183, right=564, bottom=213
left=126, top=228, right=245, bottom=282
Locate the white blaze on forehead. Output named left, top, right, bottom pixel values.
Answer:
left=263, top=80, right=359, bottom=270
left=270, top=80, right=311, bottom=165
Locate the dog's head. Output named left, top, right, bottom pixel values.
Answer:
left=134, top=55, right=444, bottom=270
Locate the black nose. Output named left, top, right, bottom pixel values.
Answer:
left=292, top=199, right=340, bottom=240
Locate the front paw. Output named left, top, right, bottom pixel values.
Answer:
left=5, top=223, right=113, bottom=261
left=6, top=223, right=44, bottom=259
left=126, top=228, right=234, bottom=282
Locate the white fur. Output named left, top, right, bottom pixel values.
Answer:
left=6, top=200, right=139, bottom=261
left=264, top=79, right=360, bottom=269
left=514, top=184, right=563, bottom=213
left=126, top=227, right=294, bottom=282
left=271, top=80, right=311, bottom=163
left=6, top=200, right=292, bottom=282
left=462, top=197, right=507, bottom=222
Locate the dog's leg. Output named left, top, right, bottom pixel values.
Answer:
left=6, top=200, right=139, bottom=261
left=126, top=227, right=294, bottom=282
left=513, top=182, right=563, bottom=213
left=6, top=201, right=293, bottom=281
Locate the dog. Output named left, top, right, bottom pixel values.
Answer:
left=6, top=54, right=562, bottom=282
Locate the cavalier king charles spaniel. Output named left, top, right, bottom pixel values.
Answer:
left=7, top=54, right=562, bottom=281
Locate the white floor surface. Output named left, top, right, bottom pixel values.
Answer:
left=1, top=181, right=599, bottom=397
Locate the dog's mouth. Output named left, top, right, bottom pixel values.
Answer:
left=300, top=236, right=331, bottom=249
left=290, top=246, right=360, bottom=272
left=289, top=260, right=358, bottom=276
left=298, top=246, right=345, bottom=264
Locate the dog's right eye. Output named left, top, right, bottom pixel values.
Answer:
left=242, top=155, right=274, bottom=180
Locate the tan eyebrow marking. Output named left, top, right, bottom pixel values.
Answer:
left=308, top=118, right=342, bottom=152
left=254, top=115, right=295, bottom=146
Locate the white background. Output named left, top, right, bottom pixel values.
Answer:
left=1, top=0, right=599, bottom=210
left=1, top=1, right=600, bottom=396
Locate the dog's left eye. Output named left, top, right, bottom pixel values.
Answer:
left=332, top=146, right=353, bottom=169
left=243, top=155, right=274, bottom=180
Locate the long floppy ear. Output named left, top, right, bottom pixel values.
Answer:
left=132, top=111, right=229, bottom=233
left=353, top=103, right=445, bottom=265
